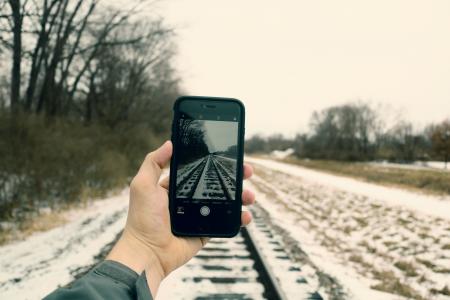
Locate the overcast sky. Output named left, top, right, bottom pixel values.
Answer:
left=155, top=0, right=450, bottom=137
left=202, top=120, right=238, bottom=153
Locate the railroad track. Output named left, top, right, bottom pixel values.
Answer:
left=64, top=203, right=327, bottom=300
left=176, top=155, right=237, bottom=201
left=167, top=158, right=326, bottom=299
left=157, top=205, right=324, bottom=300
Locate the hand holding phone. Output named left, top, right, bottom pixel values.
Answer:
left=108, top=138, right=254, bottom=296
left=169, top=96, right=246, bottom=237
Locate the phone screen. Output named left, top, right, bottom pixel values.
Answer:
left=175, top=115, right=238, bottom=202
left=170, top=97, right=244, bottom=237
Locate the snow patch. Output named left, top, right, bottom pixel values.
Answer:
left=0, top=189, right=129, bottom=300
left=246, top=157, right=450, bottom=221
left=270, top=148, right=295, bottom=159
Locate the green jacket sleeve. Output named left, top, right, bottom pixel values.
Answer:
left=44, top=260, right=153, bottom=300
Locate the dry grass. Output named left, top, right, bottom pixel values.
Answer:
left=358, top=240, right=377, bottom=254
left=348, top=254, right=373, bottom=270
left=354, top=216, right=368, bottom=227
left=431, top=285, right=450, bottom=296
left=282, top=157, right=450, bottom=196
left=417, top=258, right=436, bottom=270
left=0, top=210, right=67, bottom=246
left=394, top=261, right=419, bottom=277
left=371, top=270, right=424, bottom=300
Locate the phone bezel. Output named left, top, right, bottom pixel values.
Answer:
left=168, top=96, right=245, bottom=237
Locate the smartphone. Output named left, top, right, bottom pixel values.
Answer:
left=168, top=96, right=245, bottom=237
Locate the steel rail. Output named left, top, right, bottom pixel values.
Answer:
left=241, top=227, right=290, bottom=300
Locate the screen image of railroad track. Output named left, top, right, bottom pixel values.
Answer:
left=176, top=154, right=237, bottom=200
left=175, top=118, right=238, bottom=201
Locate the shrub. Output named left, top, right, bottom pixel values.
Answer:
left=0, top=112, right=164, bottom=222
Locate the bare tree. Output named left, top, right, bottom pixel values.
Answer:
left=306, top=101, right=381, bottom=160
left=80, top=19, right=175, bottom=127
left=430, top=120, right=450, bottom=168
left=1, top=0, right=164, bottom=117
left=0, top=0, right=181, bottom=223
left=1, top=0, right=24, bottom=113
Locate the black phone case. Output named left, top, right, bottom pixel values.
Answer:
left=168, top=96, right=245, bottom=237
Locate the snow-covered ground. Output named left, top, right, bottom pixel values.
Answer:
left=0, top=189, right=129, bottom=299
left=1, top=158, right=449, bottom=299
left=157, top=234, right=266, bottom=300
left=248, top=157, right=450, bottom=220
left=247, top=157, right=450, bottom=300
left=158, top=204, right=323, bottom=300
left=270, top=148, right=295, bottom=159
left=370, top=160, right=449, bottom=172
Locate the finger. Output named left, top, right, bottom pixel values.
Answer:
left=200, top=237, right=209, bottom=247
left=159, top=175, right=169, bottom=189
left=241, top=210, right=252, bottom=226
left=242, top=189, right=255, bottom=206
left=243, top=163, right=253, bottom=180
left=140, top=141, right=172, bottom=185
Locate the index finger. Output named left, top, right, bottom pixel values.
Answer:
left=243, top=163, right=253, bottom=179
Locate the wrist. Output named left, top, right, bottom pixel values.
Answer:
left=107, top=230, right=165, bottom=296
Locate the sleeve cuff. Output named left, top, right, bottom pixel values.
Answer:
left=101, top=260, right=153, bottom=300
left=136, top=271, right=154, bottom=300
left=95, top=260, right=139, bottom=289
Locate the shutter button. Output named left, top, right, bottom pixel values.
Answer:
left=200, top=206, right=210, bottom=216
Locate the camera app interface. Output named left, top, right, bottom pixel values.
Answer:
left=176, top=115, right=238, bottom=201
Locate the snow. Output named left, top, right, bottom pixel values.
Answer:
left=270, top=148, right=295, bottom=159
left=245, top=157, right=450, bottom=300
left=0, top=189, right=129, bottom=300
left=179, top=154, right=236, bottom=200
left=156, top=235, right=266, bottom=300
left=2, top=159, right=449, bottom=300
left=176, top=157, right=206, bottom=186
left=245, top=211, right=322, bottom=300
left=246, top=157, right=450, bottom=221
left=158, top=213, right=322, bottom=300
left=370, top=160, right=449, bottom=172
left=192, top=156, right=215, bottom=199
left=426, top=161, right=449, bottom=170
left=244, top=180, right=405, bottom=300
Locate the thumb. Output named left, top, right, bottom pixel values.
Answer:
left=140, top=140, right=173, bottom=184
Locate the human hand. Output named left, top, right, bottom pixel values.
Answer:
left=107, top=141, right=255, bottom=296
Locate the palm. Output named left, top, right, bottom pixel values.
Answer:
left=108, top=142, right=254, bottom=297
left=127, top=179, right=204, bottom=275
left=125, top=141, right=253, bottom=276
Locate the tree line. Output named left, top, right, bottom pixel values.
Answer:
left=0, top=0, right=178, bottom=124
left=246, top=101, right=450, bottom=167
left=0, top=0, right=181, bottom=225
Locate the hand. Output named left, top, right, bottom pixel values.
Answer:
left=107, top=141, right=255, bottom=296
